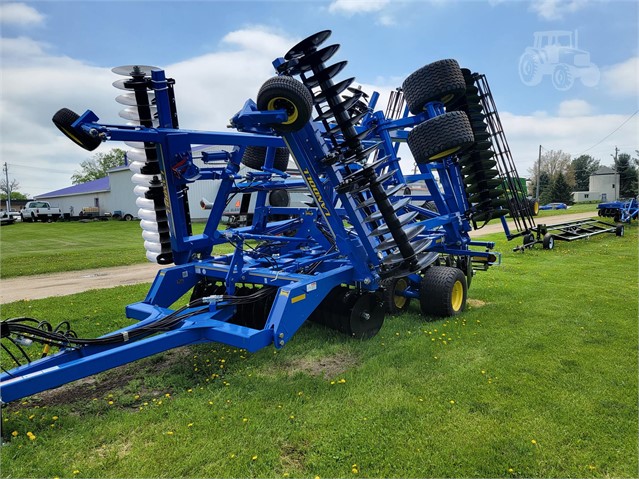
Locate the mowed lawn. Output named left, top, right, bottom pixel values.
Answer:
left=0, top=221, right=207, bottom=278
left=1, top=222, right=637, bottom=477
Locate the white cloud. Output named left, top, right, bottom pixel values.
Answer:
left=0, top=27, right=299, bottom=196
left=602, top=55, right=639, bottom=97
left=499, top=110, right=638, bottom=176
left=530, top=0, right=588, bottom=20
left=0, top=3, right=45, bottom=26
left=558, top=99, right=592, bottom=117
left=328, top=0, right=391, bottom=15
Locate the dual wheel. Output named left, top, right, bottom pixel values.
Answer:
left=403, top=59, right=474, bottom=163
left=382, top=266, right=468, bottom=319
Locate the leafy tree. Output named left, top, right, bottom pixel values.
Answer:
left=0, top=191, right=28, bottom=201
left=71, top=148, right=126, bottom=184
left=613, top=152, right=638, bottom=198
left=0, top=178, right=28, bottom=207
left=548, top=172, right=574, bottom=204
left=570, top=154, right=600, bottom=191
left=527, top=149, right=574, bottom=191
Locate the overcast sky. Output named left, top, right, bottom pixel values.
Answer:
left=1, top=0, right=637, bottom=196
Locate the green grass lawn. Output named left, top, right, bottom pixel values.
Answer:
left=1, top=207, right=601, bottom=279
left=1, top=225, right=637, bottom=478
left=0, top=221, right=208, bottom=278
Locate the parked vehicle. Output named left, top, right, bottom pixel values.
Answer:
left=20, top=201, right=62, bottom=222
left=0, top=209, right=20, bottom=226
left=539, top=202, right=568, bottom=210
left=111, top=210, right=136, bottom=221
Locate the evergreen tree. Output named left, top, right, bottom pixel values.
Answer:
left=571, top=154, right=600, bottom=191
left=548, top=172, right=574, bottom=204
left=537, top=171, right=552, bottom=204
left=614, top=152, right=638, bottom=198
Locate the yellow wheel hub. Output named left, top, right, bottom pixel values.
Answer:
left=267, top=97, right=298, bottom=125
left=393, top=278, right=408, bottom=309
left=451, top=280, right=464, bottom=311
left=440, top=93, right=455, bottom=104
left=430, top=146, right=460, bottom=161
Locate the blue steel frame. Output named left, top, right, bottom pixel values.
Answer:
left=1, top=65, right=498, bottom=404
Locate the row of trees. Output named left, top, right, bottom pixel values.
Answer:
left=528, top=149, right=638, bottom=204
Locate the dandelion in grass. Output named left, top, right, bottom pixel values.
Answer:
left=166, top=431, right=174, bottom=435
left=252, top=455, right=258, bottom=461
left=188, top=423, right=194, bottom=427
left=108, top=401, right=114, bottom=405
left=508, top=468, right=514, bottom=473
left=27, top=432, right=36, bottom=441
left=11, top=431, right=18, bottom=437
left=450, top=400, right=455, bottom=404
left=73, top=470, right=80, bottom=475
left=52, top=416, right=58, bottom=420
left=338, top=378, right=346, bottom=384
left=531, top=439, right=537, bottom=445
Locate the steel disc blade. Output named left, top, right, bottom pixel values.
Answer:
left=119, top=107, right=157, bottom=122
left=465, top=178, right=503, bottom=195
left=295, top=44, right=340, bottom=73
left=349, top=293, right=384, bottom=339
left=112, top=65, right=161, bottom=76
left=115, top=92, right=156, bottom=106
left=113, top=78, right=150, bottom=91
left=459, top=149, right=495, bottom=162
left=285, top=30, right=332, bottom=60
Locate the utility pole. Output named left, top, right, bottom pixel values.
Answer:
left=3, top=162, right=10, bottom=212
left=612, top=146, right=619, bottom=200
left=535, top=145, right=542, bottom=200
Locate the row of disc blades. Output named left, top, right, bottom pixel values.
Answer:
left=280, top=30, right=427, bottom=278
left=449, top=69, right=507, bottom=224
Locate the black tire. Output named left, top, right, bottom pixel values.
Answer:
left=407, top=111, right=474, bottom=163
left=402, top=59, right=466, bottom=114
left=381, top=276, right=412, bottom=314
left=123, top=214, right=133, bottom=221
left=256, top=76, right=313, bottom=132
left=523, top=233, right=535, bottom=248
left=241, top=146, right=289, bottom=171
left=52, top=108, right=102, bottom=151
left=419, top=266, right=467, bottom=318
left=615, top=224, right=624, bottom=237
left=268, top=189, right=290, bottom=207
left=542, top=233, right=554, bottom=250
left=529, top=198, right=540, bottom=216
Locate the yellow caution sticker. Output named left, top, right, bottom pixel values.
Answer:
left=291, top=293, right=306, bottom=304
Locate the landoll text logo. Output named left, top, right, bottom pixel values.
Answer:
left=519, top=30, right=600, bottom=91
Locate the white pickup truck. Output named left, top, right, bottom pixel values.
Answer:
left=20, top=201, right=62, bottom=222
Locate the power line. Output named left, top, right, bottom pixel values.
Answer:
left=576, top=109, right=639, bottom=156
left=7, top=163, right=72, bottom=174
